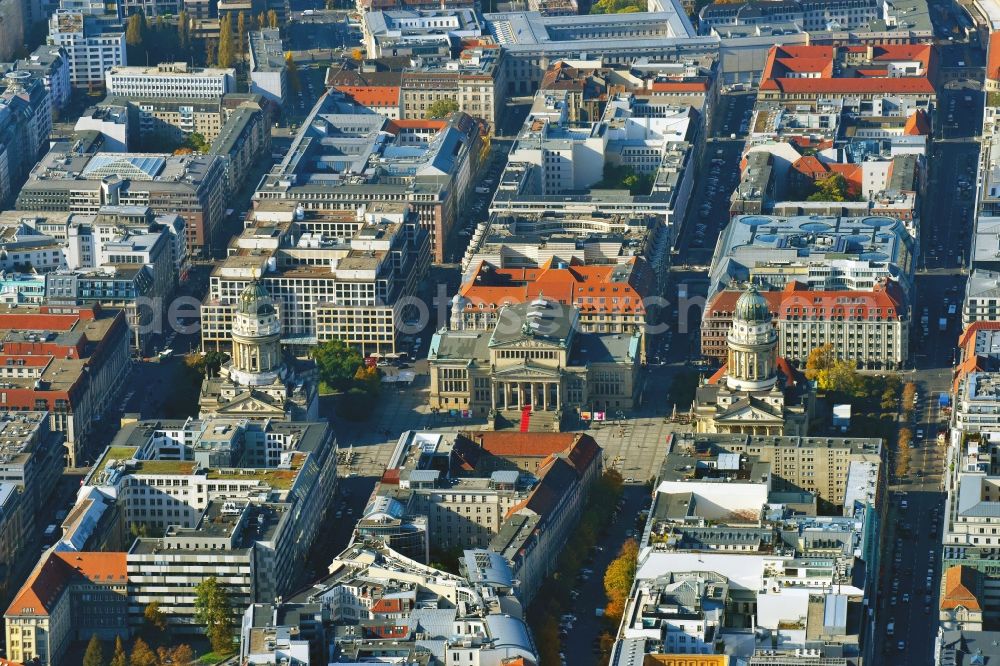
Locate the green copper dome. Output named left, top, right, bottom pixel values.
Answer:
left=733, top=284, right=771, bottom=323
left=237, top=280, right=276, bottom=317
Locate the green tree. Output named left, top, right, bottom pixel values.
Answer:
left=194, top=576, right=234, bottom=654
left=806, top=173, right=857, bottom=202
left=285, top=51, right=300, bottom=93
left=534, top=614, right=561, bottom=666
left=110, top=636, right=127, bottom=666
left=186, top=131, right=210, bottom=152
left=425, top=98, right=459, bottom=119
left=83, top=635, right=104, bottom=666
left=217, top=14, right=235, bottom=68
left=603, top=538, right=638, bottom=622
left=144, top=600, right=168, bottom=632
left=311, top=339, right=363, bottom=392
left=591, top=0, right=644, bottom=13
left=268, top=9, right=279, bottom=28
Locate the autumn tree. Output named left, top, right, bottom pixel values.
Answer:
left=237, top=12, right=247, bottom=61
left=805, top=344, right=861, bottom=394
left=194, top=576, right=234, bottom=654
left=902, top=382, right=917, bottom=413
left=603, top=538, right=638, bottom=622
left=285, top=51, right=300, bottom=93
left=425, top=98, right=459, bottom=119
left=205, top=38, right=218, bottom=68
left=268, top=9, right=279, bottom=28
left=158, top=644, right=194, bottom=666
left=172, top=645, right=194, bottom=666
left=896, top=437, right=911, bottom=478
left=83, top=635, right=104, bottom=666
left=129, top=638, right=158, bottom=666
left=354, top=364, right=381, bottom=395
left=109, top=636, right=127, bottom=666
left=217, top=14, right=235, bottom=68
left=177, top=10, right=190, bottom=55
left=144, top=601, right=167, bottom=632
left=125, top=13, right=149, bottom=64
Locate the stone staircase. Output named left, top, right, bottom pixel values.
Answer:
left=492, top=408, right=561, bottom=432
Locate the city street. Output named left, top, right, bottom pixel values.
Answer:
left=867, top=84, right=983, bottom=661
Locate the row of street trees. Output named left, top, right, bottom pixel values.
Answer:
left=124, top=10, right=279, bottom=70
left=84, top=636, right=193, bottom=666
left=80, top=577, right=233, bottom=666
left=527, top=470, right=624, bottom=666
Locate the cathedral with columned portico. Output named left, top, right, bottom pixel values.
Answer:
left=693, top=284, right=813, bottom=436
left=199, top=280, right=318, bottom=421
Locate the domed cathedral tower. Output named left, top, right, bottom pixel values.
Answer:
left=199, top=280, right=319, bottom=421
left=229, top=280, right=283, bottom=386
left=692, top=283, right=812, bottom=436
left=725, top=285, right=778, bottom=393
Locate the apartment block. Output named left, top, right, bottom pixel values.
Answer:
left=486, top=90, right=695, bottom=259
left=200, top=202, right=429, bottom=357
left=4, top=552, right=128, bottom=665
left=453, top=257, right=656, bottom=338
left=16, top=144, right=226, bottom=256
left=254, top=90, right=483, bottom=263
left=611, top=432, right=884, bottom=663
left=706, top=214, right=916, bottom=305
left=0, top=72, right=52, bottom=209
left=700, top=0, right=932, bottom=42
left=701, top=280, right=910, bottom=369
left=105, top=62, right=235, bottom=99
left=249, top=29, right=287, bottom=106
left=373, top=430, right=602, bottom=602
left=47, top=10, right=126, bottom=91
left=0, top=305, right=130, bottom=466
left=74, top=416, right=338, bottom=629
left=242, top=541, right=537, bottom=665
left=8, top=46, right=72, bottom=113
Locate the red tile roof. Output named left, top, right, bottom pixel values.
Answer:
left=790, top=155, right=827, bottom=179
left=649, top=81, right=710, bottom=93
left=371, top=597, right=410, bottom=614
left=706, top=280, right=906, bottom=322
left=760, top=44, right=935, bottom=95
left=463, top=431, right=590, bottom=458
left=989, top=32, right=1000, bottom=83
left=339, top=85, right=400, bottom=108
left=385, top=119, right=447, bottom=133
left=6, top=552, right=127, bottom=617
left=941, top=565, right=981, bottom=611
left=904, top=109, right=931, bottom=136
left=459, top=257, right=655, bottom=315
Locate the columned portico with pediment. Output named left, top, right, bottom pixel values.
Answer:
left=428, top=297, right=641, bottom=431
left=493, top=379, right=562, bottom=411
